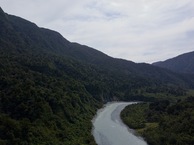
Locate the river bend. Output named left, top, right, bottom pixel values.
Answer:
left=92, top=102, right=148, bottom=145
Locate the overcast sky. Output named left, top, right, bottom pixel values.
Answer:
left=1, top=0, right=194, bottom=63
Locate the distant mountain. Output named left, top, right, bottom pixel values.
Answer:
left=153, top=51, right=194, bottom=74
left=0, top=7, right=194, bottom=144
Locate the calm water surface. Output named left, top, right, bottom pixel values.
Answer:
left=92, top=102, right=148, bottom=145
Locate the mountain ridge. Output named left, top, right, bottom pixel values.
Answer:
left=1, top=7, right=194, bottom=90
left=153, top=51, right=194, bottom=74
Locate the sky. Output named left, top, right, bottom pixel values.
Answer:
left=1, top=0, right=194, bottom=63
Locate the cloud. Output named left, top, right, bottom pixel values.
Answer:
left=1, top=0, right=194, bottom=63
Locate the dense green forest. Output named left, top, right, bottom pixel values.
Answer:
left=0, top=52, right=100, bottom=144
left=121, top=97, right=194, bottom=145
left=1, top=7, right=194, bottom=144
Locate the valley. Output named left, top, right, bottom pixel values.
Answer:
left=0, top=7, right=194, bottom=144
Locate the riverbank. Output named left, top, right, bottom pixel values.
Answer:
left=121, top=99, right=194, bottom=145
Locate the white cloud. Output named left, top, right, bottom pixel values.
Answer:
left=1, top=0, right=194, bottom=63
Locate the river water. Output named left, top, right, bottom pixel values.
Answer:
left=92, top=102, right=148, bottom=145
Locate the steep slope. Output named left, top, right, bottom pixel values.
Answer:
left=153, top=51, right=194, bottom=74
left=0, top=8, right=101, bottom=145
left=0, top=7, right=194, bottom=144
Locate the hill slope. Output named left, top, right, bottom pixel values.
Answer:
left=0, top=7, right=194, bottom=144
left=153, top=51, right=194, bottom=74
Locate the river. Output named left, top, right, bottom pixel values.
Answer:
left=92, top=102, right=148, bottom=145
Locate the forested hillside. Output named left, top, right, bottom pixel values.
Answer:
left=153, top=51, right=194, bottom=74
left=0, top=7, right=194, bottom=144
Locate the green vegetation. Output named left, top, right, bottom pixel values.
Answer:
left=0, top=50, right=103, bottom=144
left=121, top=103, right=148, bottom=129
left=121, top=98, right=194, bottom=145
